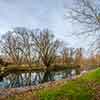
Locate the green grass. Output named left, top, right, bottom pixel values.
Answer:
left=37, top=68, right=100, bottom=100
left=82, top=68, right=100, bottom=81
left=6, top=68, right=100, bottom=100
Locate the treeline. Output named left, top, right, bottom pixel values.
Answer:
left=0, top=28, right=60, bottom=68
left=0, top=27, right=100, bottom=69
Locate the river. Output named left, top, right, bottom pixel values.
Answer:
left=0, top=68, right=79, bottom=88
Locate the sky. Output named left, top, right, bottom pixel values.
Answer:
left=0, top=0, right=92, bottom=50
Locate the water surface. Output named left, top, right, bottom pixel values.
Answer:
left=0, top=68, right=79, bottom=88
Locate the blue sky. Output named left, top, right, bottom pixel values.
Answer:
left=0, top=0, right=91, bottom=49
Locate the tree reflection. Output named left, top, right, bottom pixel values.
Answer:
left=3, top=69, right=78, bottom=88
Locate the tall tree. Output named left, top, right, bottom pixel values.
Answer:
left=13, top=27, right=34, bottom=67
left=31, top=29, right=60, bottom=82
left=31, top=29, right=60, bottom=68
left=67, top=0, right=100, bottom=51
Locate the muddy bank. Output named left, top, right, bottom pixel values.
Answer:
left=0, top=79, right=67, bottom=99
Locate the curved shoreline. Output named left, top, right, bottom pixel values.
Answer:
left=0, top=71, right=86, bottom=99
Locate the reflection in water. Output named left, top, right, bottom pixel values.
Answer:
left=0, top=69, right=79, bottom=88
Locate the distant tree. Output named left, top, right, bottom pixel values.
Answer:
left=0, top=31, right=24, bottom=65
left=13, top=27, right=34, bottom=67
left=68, top=48, right=76, bottom=64
left=0, top=27, right=35, bottom=66
left=74, top=48, right=84, bottom=67
left=95, top=54, right=100, bottom=66
left=89, top=53, right=97, bottom=65
left=60, top=47, right=69, bottom=64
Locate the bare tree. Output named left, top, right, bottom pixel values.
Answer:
left=60, top=47, right=69, bottom=64
left=74, top=48, right=84, bottom=67
left=95, top=53, right=100, bottom=66
left=67, top=0, right=100, bottom=51
left=68, top=48, right=76, bottom=64
left=13, top=27, right=34, bottom=67
left=0, top=31, right=24, bottom=65
left=68, top=0, right=100, bottom=33
left=31, top=29, right=60, bottom=68
left=0, top=27, right=35, bottom=67
left=31, top=29, right=61, bottom=82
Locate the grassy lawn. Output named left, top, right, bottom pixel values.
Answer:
left=7, top=68, right=100, bottom=100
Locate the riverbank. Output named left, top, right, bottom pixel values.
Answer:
left=0, top=68, right=100, bottom=100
